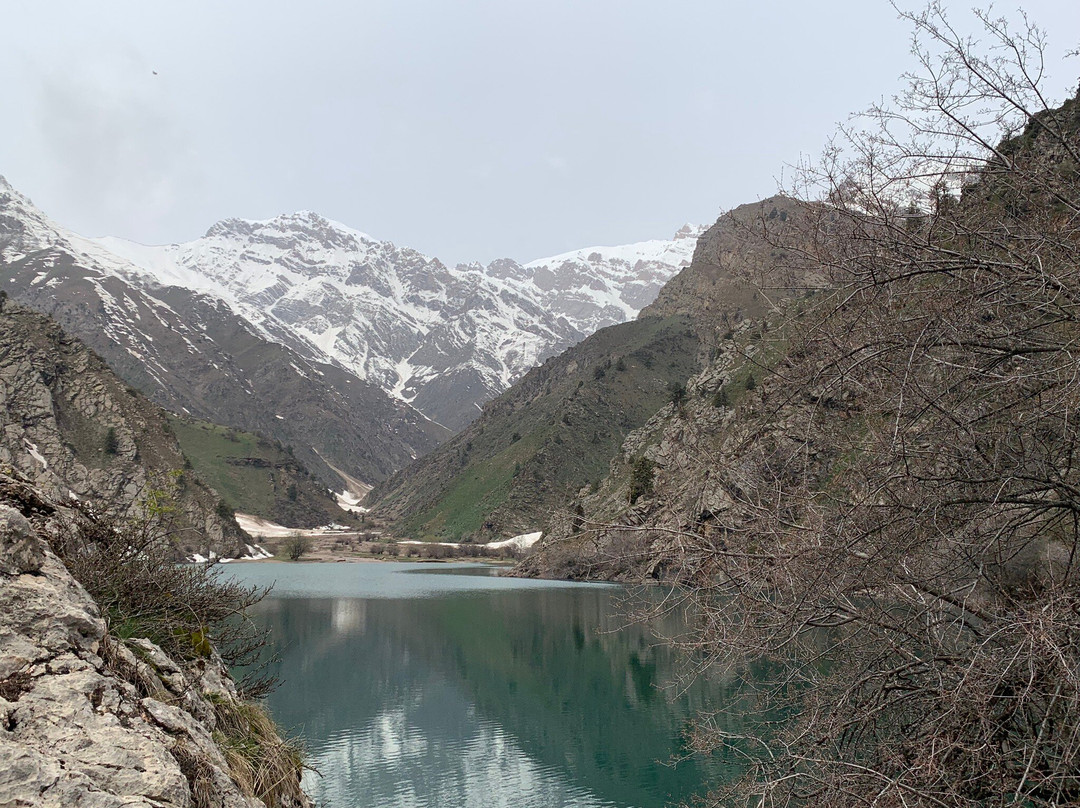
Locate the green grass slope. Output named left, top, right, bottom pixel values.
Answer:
left=169, top=416, right=351, bottom=529
left=366, top=316, right=701, bottom=541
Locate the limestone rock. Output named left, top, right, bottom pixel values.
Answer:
left=0, top=473, right=310, bottom=808
left=0, top=505, right=43, bottom=575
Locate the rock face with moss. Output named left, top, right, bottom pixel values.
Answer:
left=0, top=472, right=310, bottom=808
left=0, top=302, right=246, bottom=559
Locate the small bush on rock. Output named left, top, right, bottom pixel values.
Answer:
left=49, top=475, right=273, bottom=697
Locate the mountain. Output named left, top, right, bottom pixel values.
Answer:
left=92, top=213, right=702, bottom=430
left=0, top=301, right=247, bottom=558
left=510, top=196, right=821, bottom=575
left=364, top=198, right=812, bottom=542
left=0, top=178, right=448, bottom=491
left=365, top=315, right=701, bottom=541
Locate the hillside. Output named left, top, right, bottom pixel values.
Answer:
left=168, top=416, right=350, bottom=529
left=365, top=315, right=701, bottom=540
left=0, top=301, right=247, bottom=559
left=515, top=309, right=797, bottom=580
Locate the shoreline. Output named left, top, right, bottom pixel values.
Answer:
left=219, top=552, right=517, bottom=566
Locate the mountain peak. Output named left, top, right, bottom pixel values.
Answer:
left=673, top=223, right=706, bottom=241
left=203, top=217, right=258, bottom=239
left=274, top=210, right=329, bottom=227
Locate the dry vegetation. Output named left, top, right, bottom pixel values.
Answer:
left=50, top=474, right=272, bottom=693
left=629, top=6, right=1080, bottom=806
left=45, top=474, right=306, bottom=806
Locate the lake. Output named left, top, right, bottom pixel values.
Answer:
left=221, top=561, right=744, bottom=808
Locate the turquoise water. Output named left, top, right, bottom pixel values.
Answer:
left=222, top=562, right=742, bottom=808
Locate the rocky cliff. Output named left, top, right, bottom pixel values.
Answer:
left=0, top=472, right=309, bottom=808
left=0, top=302, right=247, bottom=559
left=642, top=195, right=815, bottom=333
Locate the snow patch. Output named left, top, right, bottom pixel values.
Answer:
left=189, top=543, right=274, bottom=564
left=23, top=439, right=48, bottom=470
left=486, top=531, right=542, bottom=550
left=335, top=490, right=368, bottom=514
left=234, top=513, right=347, bottom=539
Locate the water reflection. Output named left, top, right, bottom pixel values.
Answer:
left=227, top=563, right=744, bottom=808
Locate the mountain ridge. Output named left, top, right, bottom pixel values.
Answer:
left=87, top=208, right=702, bottom=429
left=1, top=179, right=447, bottom=490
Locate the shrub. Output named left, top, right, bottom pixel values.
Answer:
left=283, top=532, right=310, bottom=561
left=49, top=478, right=272, bottom=696
left=103, top=427, right=119, bottom=455
left=211, top=698, right=306, bottom=807
left=668, top=383, right=687, bottom=408
left=628, top=457, right=656, bottom=504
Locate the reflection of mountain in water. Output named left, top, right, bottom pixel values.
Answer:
left=252, top=587, right=748, bottom=808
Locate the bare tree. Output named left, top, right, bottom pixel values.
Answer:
left=283, top=531, right=310, bottom=561
left=639, top=6, right=1080, bottom=806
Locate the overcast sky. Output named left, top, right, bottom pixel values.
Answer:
left=2, top=1, right=1078, bottom=265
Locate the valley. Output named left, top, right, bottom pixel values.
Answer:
left=3, top=5, right=1079, bottom=805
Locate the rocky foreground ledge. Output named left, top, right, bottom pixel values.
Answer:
left=0, top=474, right=310, bottom=808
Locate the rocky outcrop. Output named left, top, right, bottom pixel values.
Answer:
left=0, top=474, right=310, bottom=808
left=518, top=197, right=825, bottom=581
left=0, top=302, right=246, bottom=559
left=642, top=195, right=818, bottom=342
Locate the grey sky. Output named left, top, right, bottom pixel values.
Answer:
left=2, top=1, right=1078, bottom=265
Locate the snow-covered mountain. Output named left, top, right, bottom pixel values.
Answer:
left=0, top=176, right=448, bottom=489
left=92, top=213, right=703, bottom=428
